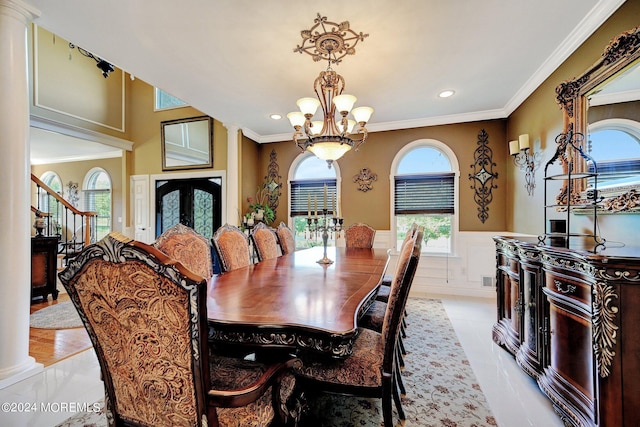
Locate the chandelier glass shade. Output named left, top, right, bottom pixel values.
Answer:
left=288, top=14, right=373, bottom=166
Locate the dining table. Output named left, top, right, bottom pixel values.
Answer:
left=207, top=245, right=390, bottom=358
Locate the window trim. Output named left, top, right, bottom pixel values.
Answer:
left=390, top=139, right=460, bottom=255
left=287, top=152, right=342, bottom=226
left=83, top=167, right=112, bottom=239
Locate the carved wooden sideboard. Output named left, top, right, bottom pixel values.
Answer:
left=493, top=236, right=640, bottom=427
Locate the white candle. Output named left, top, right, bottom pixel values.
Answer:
left=509, top=140, right=519, bottom=155
left=519, top=134, right=530, bottom=150
left=332, top=193, right=336, bottom=217
left=314, top=195, right=318, bottom=218
left=323, top=184, right=327, bottom=210
left=307, top=194, right=311, bottom=218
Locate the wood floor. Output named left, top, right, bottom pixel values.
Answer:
left=29, top=293, right=92, bottom=367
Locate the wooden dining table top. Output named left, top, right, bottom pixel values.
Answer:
left=207, top=246, right=389, bottom=358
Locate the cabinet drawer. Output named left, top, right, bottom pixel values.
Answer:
left=544, top=271, right=591, bottom=307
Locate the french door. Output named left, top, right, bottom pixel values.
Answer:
left=155, top=177, right=222, bottom=239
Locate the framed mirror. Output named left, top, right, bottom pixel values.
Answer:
left=554, top=26, right=640, bottom=213
left=161, top=116, right=213, bottom=171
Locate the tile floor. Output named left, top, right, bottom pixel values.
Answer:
left=0, top=295, right=563, bottom=427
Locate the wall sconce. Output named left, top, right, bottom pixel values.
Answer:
left=510, top=134, right=540, bottom=196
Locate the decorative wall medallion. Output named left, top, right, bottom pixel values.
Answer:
left=468, top=129, right=498, bottom=223
left=353, top=167, right=377, bottom=192
left=592, top=282, right=619, bottom=378
left=264, top=149, right=282, bottom=215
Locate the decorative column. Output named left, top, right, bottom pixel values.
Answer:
left=0, top=0, right=42, bottom=388
left=225, top=124, right=240, bottom=226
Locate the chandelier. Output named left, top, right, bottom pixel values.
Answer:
left=287, top=14, right=373, bottom=167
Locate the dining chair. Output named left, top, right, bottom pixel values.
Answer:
left=153, top=222, right=213, bottom=280
left=212, top=223, right=252, bottom=272
left=251, top=222, right=282, bottom=262
left=294, top=226, right=424, bottom=427
left=58, top=232, right=302, bottom=427
left=276, top=221, right=296, bottom=255
left=344, top=223, right=376, bottom=248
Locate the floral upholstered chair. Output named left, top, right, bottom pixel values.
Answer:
left=58, top=232, right=301, bottom=427
left=294, top=227, right=424, bottom=427
left=153, top=223, right=213, bottom=280
left=211, top=224, right=252, bottom=272
left=276, top=222, right=296, bottom=255
left=250, top=222, right=282, bottom=262
left=344, top=223, right=376, bottom=248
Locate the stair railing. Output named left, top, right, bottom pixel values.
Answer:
left=31, top=173, right=97, bottom=261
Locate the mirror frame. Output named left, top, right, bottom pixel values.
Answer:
left=161, top=116, right=214, bottom=171
left=554, top=26, right=640, bottom=209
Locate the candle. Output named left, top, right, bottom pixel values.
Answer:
left=332, top=193, right=336, bottom=217
left=509, top=140, right=519, bottom=155
left=518, top=134, right=530, bottom=150
left=336, top=196, right=340, bottom=218
left=307, top=194, right=311, bottom=218
left=314, top=195, right=318, bottom=218
left=323, top=184, right=327, bottom=210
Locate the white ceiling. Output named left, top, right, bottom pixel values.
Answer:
left=24, top=0, right=626, bottom=163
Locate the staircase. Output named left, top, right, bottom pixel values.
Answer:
left=31, top=173, right=98, bottom=266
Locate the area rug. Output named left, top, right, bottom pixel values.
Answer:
left=56, top=298, right=496, bottom=427
left=30, top=301, right=84, bottom=329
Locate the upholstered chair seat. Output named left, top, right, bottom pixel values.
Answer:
left=58, top=233, right=300, bottom=427
left=344, top=223, right=376, bottom=248
left=276, top=222, right=296, bottom=255
left=212, top=224, right=252, bottom=272
left=251, top=222, right=282, bottom=262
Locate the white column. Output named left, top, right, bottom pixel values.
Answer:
left=225, top=124, right=240, bottom=226
left=0, top=0, right=42, bottom=389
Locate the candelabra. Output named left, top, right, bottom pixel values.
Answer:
left=306, top=210, right=343, bottom=265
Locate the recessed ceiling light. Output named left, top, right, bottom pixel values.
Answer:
left=270, top=114, right=282, bottom=120
left=438, top=90, right=455, bottom=98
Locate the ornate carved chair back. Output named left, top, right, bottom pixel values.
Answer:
left=59, top=232, right=302, bottom=427
left=276, top=222, right=296, bottom=255
left=153, top=222, right=213, bottom=280
left=58, top=233, right=211, bottom=427
left=344, top=223, right=376, bottom=248
left=250, top=222, right=282, bottom=262
left=211, top=223, right=252, bottom=272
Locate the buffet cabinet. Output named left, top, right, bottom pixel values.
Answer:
left=493, top=236, right=640, bottom=427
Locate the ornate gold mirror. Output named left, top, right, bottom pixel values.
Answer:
left=554, top=26, right=640, bottom=212
left=161, top=116, right=213, bottom=171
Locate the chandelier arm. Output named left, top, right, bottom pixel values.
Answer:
left=352, top=126, right=368, bottom=151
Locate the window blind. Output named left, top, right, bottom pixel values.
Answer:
left=290, top=179, right=337, bottom=217
left=394, top=173, right=454, bottom=214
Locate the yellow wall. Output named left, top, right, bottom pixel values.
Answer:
left=506, top=0, right=640, bottom=245
left=31, top=157, right=124, bottom=233
left=253, top=119, right=508, bottom=231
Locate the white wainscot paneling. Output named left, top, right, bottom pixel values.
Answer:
left=380, top=231, right=507, bottom=299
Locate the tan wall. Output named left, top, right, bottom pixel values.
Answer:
left=29, top=26, right=129, bottom=139
left=507, top=0, right=640, bottom=244
left=255, top=119, right=508, bottom=231
left=31, top=157, right=124, bottom=233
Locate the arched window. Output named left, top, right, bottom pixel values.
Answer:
left=83, top=168, right=112, bottom=240
left=391, top=140, right=459, bottom=254
left=587, top=119, right=640, bottom=188
left=38, top=171, right=63, bottom=233
left=288, top=153, right=340, bottom=249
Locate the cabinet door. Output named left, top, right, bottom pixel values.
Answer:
left=516, top=262, right=545, bottom=377
left=539, top=271, right=595, bottom=427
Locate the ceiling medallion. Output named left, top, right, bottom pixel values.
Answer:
left=294, top=13, right=369, bottom=65
left=288, top=13, right=373, bottom=168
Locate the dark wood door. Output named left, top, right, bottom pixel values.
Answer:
left=155, top=178, right=222, bottom=239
